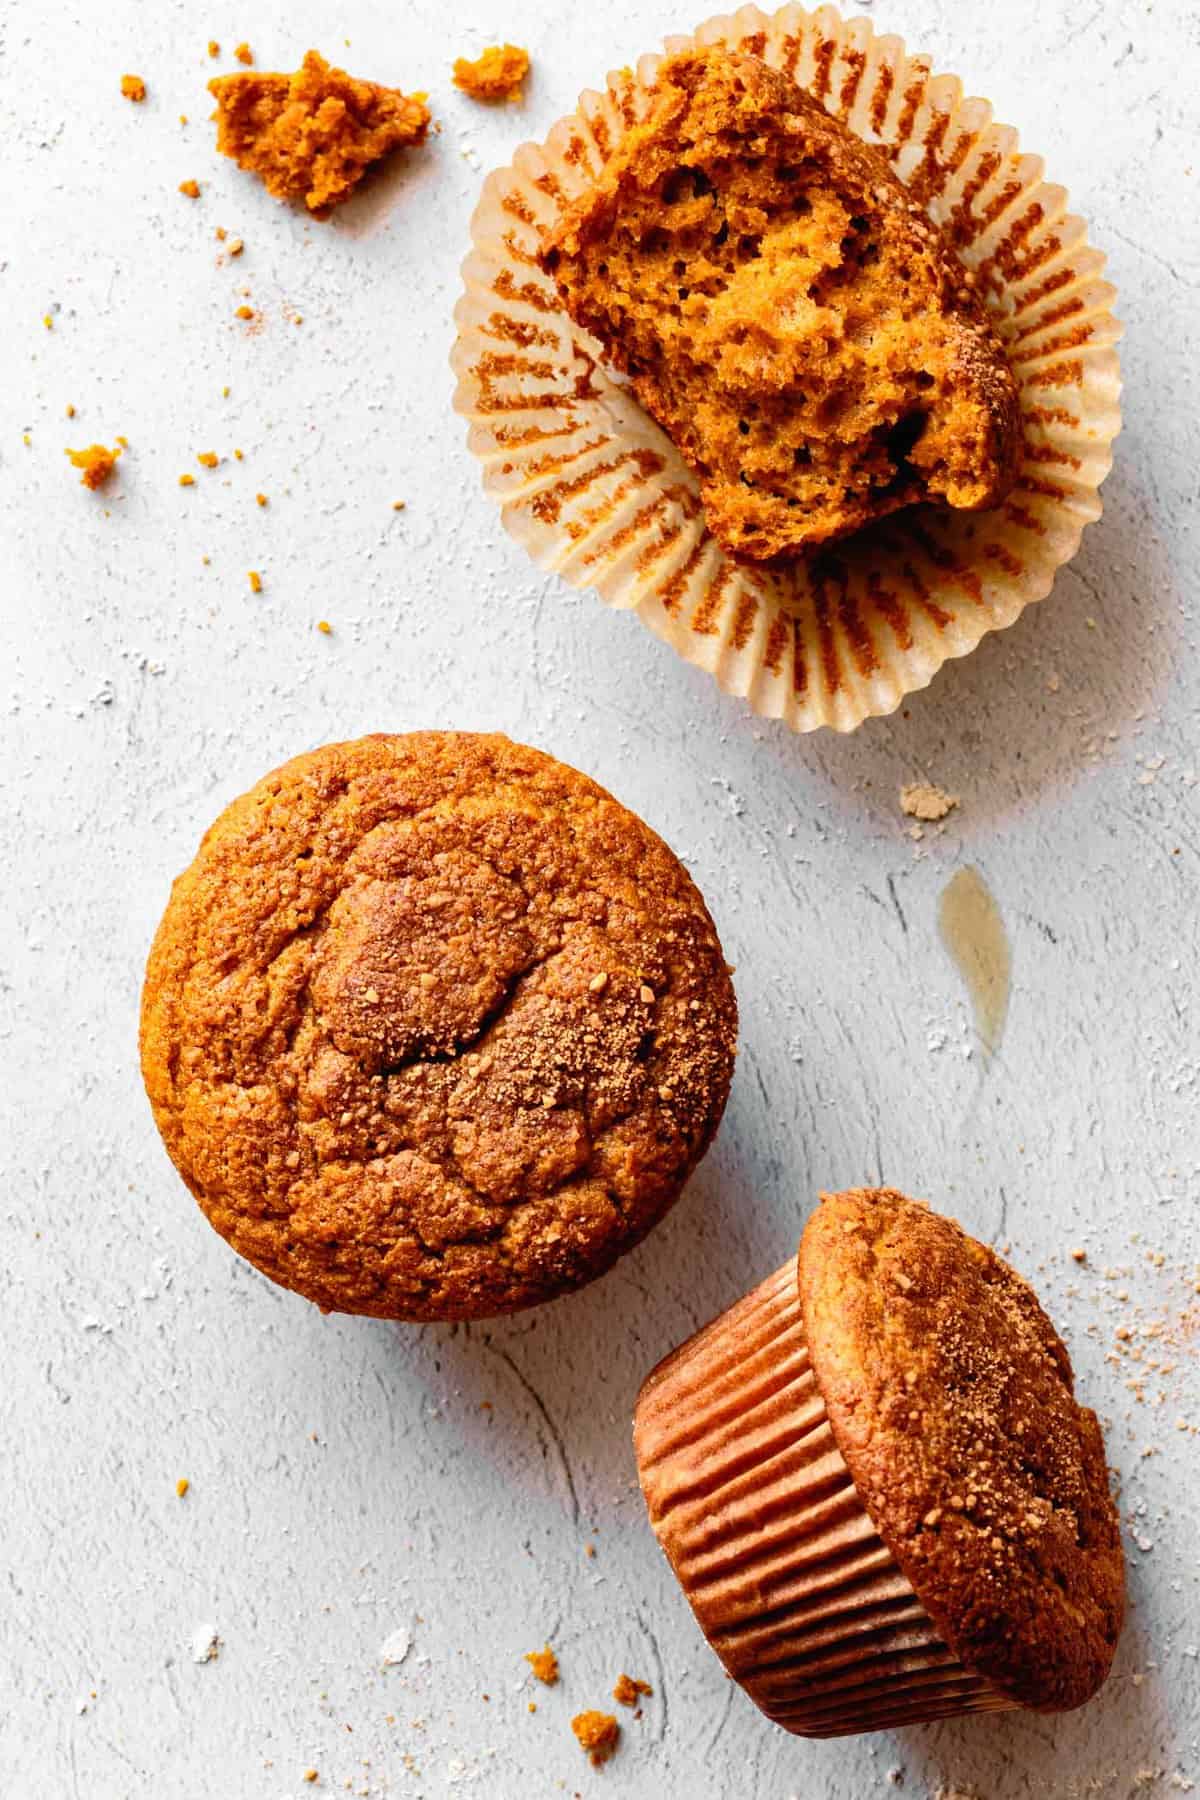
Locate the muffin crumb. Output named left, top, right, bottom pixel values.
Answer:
left=612, top=1673, right=652, bottom=1707
left=179, top=178, right=200, bottom=198
left=120, top=74, right=146, bottom=102
left=453, top=44, right=530, bottom=103
left=66, top=444, right=121, bottom=489
left=524, top=1645, right=558, bottom=1686
left=900, top=783, right=959, bottom=823
left=572, top=1711, right=619, bottom=1767
left=248, top=570, right=263, bottom=593
left=209, top=49, right=430, bottom=214
left=234, top=41, right=253, bottom=64
left=197, top=451, right=220, bottom=469
left=175, top=1477, right=190, bottom=1498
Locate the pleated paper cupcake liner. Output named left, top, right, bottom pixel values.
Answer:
left=452, top=2, right=1121, bottom=732
left=633, top=1259, right=1014, bottom=1737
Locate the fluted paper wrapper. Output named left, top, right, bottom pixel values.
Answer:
left=633, top=1260, right=1015, bottom=1736
left=452, top=3, right=1121, bottom=732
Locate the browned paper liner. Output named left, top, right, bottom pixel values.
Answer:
left=633, top=1260, right=1015, bottom=1736
left=452, top=3, right=1121, bottom=732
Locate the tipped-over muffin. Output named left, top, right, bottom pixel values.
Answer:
left=634, top=1188, right=1124, bottom=1737
left=209, top=50, right=430, bottom=213
left=140, top=733, right=737, bottom=1321
left=541, top=48, right=1021, bottom=560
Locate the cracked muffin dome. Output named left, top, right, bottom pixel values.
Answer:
left=139, top=733, right=737, bottom=1321
left=541, top=46, right=1021, bottom=560
left=634, top=1188, right=1123, bottom=1738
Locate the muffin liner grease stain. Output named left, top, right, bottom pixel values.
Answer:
left=452, top=3, right=1121, bottom=732
left=634, top=1260, right=1014, bottom=1735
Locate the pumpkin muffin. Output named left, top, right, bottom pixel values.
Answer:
left=634, top=1188, right=1124, bottom=1737
left=140, top=733, right=737, bottom=1320
left=541, top=47, right=1021, bottom=561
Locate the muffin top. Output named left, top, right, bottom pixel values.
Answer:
left=140, top=733, right=737, bottom=1321
left=798, top=1189, right=1125, bottom=1711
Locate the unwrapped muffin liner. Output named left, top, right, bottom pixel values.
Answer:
left=633, top=1259, right=1015, bottom=1735
left=452, top=2, right=1121, bottom=732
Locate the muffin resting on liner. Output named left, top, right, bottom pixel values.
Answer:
left=453, top=3, right=1121, bottom=732
left=634, top=1188, right=1124, bottom=1737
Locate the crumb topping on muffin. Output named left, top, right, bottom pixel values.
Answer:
left=799, top=1188, right=1125, bottom=1711
left=541, top=47, right=1021, bottom=560
left=140, top=733, right=737, bottom=1321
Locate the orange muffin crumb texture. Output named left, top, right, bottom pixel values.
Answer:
left=453, top=44, right=529, bottom=102
left=66, top=444, right=122, bottom=489
left=572, top=1711, right=619, bottom=1767
left=524, top=1644, right=559, bottom=1686
left=612, top=1672, right=652, bottom=1706
left=209, top=49, right=430, bottom=214
left=179, top=178, right=200, bottom=198
left=120, top=74, right=146, bottom=102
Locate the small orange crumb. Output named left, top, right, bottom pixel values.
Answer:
left=115, top=435, right=129, bottom=449
left=453, top=44, right=530, bottom=103
left=215, top=226, right=227, bottom=241
left=316, top=619, right=332, bottom=634
left=1071, top=1247, right=1088, bottom=1263
left=121, top=74, right=146, bottom=102
left=65, top=404, right=76, bottom=418
left=209, top=50, right=430, bottom=213
left=180, top=113, right=188, bottom=124
left=612, top=1673, right=653, bottom=1707
left=43, top=314, right=53, bottom=330
left=572, top=1712, right=619, bottom=1768
left=392, top=499, right=406, bottom=511
left=222, top=386, right=231, bottom=398
left=208, top=40, right=220, bottom=56
left=248, top=570, right=263, bottom=593
left=176, top=1477, right=190, bottom=1498
left=197, top=451, right=220, bottom=468
left=228, top=237, right=245, bottom=256
left=234, top=41, right=253, bottom=64
left=66, top=444, right=121, bottom=489
left=584, top=1541, right=596, bottom=1559
left=178, top=473, right=195, bottom=487
left=235, top=305, right=255, bottom=320
left=528, top=1702, right=537, bottom=1714
left=524, top=1645, right=558, bottom=1686
left=255, top=492, right=267, bottom=506
left=179, top=178, right=201, bottom=198
left=233, top=448, right=244, bottom=459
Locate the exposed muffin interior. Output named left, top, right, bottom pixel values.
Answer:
left=139, top=733, right=737, bottom=1321
left=541, top=47, right=1021, bottom=560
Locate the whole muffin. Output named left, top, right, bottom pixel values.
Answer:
left=140, top=733, right=737, bottom=1320
left=634, top=1188, right=1124, bottom=1737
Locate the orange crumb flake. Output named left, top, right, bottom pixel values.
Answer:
left=316, top=619, right=331, bottom=634
left=66, top=443, right=121, bottom=490
left=65, top=404, right=76, bottom=418
left=584, top=1541, right=596, bottom=1558
left=215, top=226, right=227, bottom=241
left=233, top=447, right=244, bottom=459
left=248, top=570, right=263, bottom=593
left=179, top=178, right=201, bottom=198
left=197, top=451, right=220, bottom=468
left=209, top=49, right=430, bottom=214
left=178, top=473, right=196, bottom=487
left=524, top=1645, right=558, bottom=1686
left=179, top=114, right=188, bottom=125
left=255, top=492, right=268, bottom=506
left=452, top=44, right=529, bottom=103
left=228, top=237, right=245, bottom=256
left=208, top=40, right=220, bottom=57
left=234, top=41, right=253, bottom=64
left=571, top=1712, right=619, bottom=1768
left=392, top=499, right=406, bottom=511
left=42, top=314, right=53, bottom=330
left=235, top=305, right=255, bottom=320
left=121, top=74, right=147, bottom=102
left=612, top=1673, right=653, bottom=1707
left=176, top=1477, right=190, bottom=1498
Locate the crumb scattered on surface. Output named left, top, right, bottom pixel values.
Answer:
left=255, top=492, right=267, bottom=506
left=453, top=44, right=530, bottom=102
left=1072, top=1247, right=1088, bottom=1263
left=572, top=1711, right=619, bottom=1768
left=584, top=1540, right=596, bottom=1558
left=208, top=39, right=220, bottom=57
left=228, top=236, right=244, bottom=256
left=66, top=444, right=121, bottom=490
left=234, top=41, right=253, bottom=64
left=120, top=74, right=146, bottom=102
left=392, top=499, right=406, bottom=511
left=612, top=1673, right=652, bottom=1707
left=178, top=473, right=195, bottom=487
left=175, top=1477, right=189, bottom=1498
left=524, top=1645, right=558, bottom=1686
left=235, top=305, right=255, bottom=320
left=209, top=49, right=430, bottom=214
left=65, top=404, right=76, bottom=418
left=215, top=226, right=227, bottom=241
left=197, top=451, right=219, bottom=468
left=317, top=619, right=331, bottom=634
left=900, top=782, right=960, bottom=823
left=248, top=570, right=263, bottom=593
left=179, top=178, right=200, bottom=198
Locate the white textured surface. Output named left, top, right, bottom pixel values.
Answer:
left=3, top=2, right=1198, bottom=1796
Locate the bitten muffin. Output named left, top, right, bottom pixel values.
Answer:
left=541, top=47, right=1021, bottom=561
left=140, top=733, right=737, bottom=1321
left=634, top=1188, right=1124, bottom=1737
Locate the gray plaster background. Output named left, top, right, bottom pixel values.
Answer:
left=2, top=0, right=1198, bottom=1795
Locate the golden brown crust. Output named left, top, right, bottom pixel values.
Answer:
left=209, top=50, right=430, bottom=213
left=541, top=47, right=1021, bottom=560
left=140, top=733, right=737, bottom=1321
left=798, top=1189, right=1125, bottom=1711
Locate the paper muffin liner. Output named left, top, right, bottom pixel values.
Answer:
left=633, top=1259, right=1015, bottom=1736
left=452, top=3, right=1121, bottom=732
